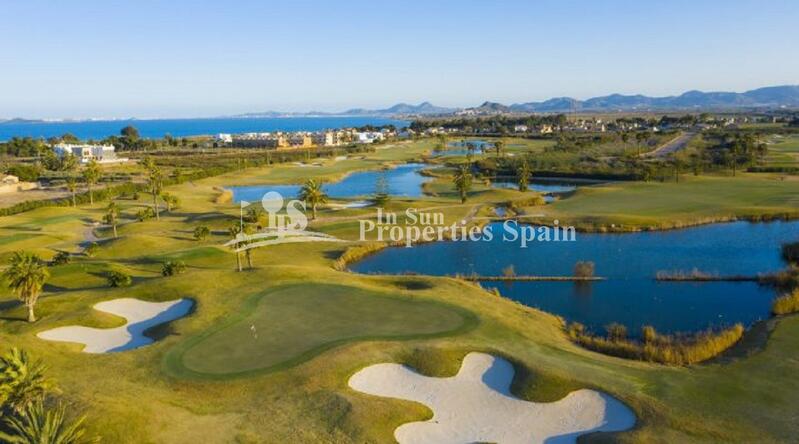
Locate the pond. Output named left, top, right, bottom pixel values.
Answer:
left=229, top=163, right=431, bottom=202
left=490, top=179, right=578, bottom=194
left=432, top=140, right=493, bottom=157
left=351, top=221, right=799, bottom=336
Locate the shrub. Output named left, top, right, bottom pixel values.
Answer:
left=566, top=322, right=585, bottom=338
left=193, top=226, right=210, bottom=241
left=136, top=207, right=155, bottom=222
left=6, top=164, right=43, bottom=182
left=573, top=261, right=595, bottom=278
left=161, top=260, right=186, bottom=277
left=783, top=241, right=799, bottom=264
left=107, top=271, right=132, bottom=287
left=84, top=242, right=99, bottom=258
left=605, top=322, right=627, bottom=341
left=772, top=290, right=799, bottom=315
left=641, top=325, right=657, bottom=344
left=50, top=251, right=70, bottom=266
left=502, top=264, right=516, bottom=278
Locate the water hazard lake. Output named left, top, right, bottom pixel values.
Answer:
left=229, top=163, right=432, bottom=202
left=229, top=163, right=580, bottom=202
left=352, top=221, right=799, bottom=336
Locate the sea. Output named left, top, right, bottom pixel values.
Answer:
left=0, top=116, right=409, bottom=141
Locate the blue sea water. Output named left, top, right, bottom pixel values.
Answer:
left=0, top=116, right=408, bottom=141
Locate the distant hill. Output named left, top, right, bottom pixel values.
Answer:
left=7, top=85, right=798, bottom=123
left=507, top=85, right=799, bottom=113
left=234, top=102, right=455, bottom=119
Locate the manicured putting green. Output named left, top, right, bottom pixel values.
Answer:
left=165, top=283, right=475, bottom=378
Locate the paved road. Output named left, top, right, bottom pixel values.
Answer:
left=643, top=131, right=698, bottom=158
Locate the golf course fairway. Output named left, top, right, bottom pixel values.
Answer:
left=165, top=283, right=476, bottom=378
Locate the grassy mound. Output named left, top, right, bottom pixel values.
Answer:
left=165, top=283, right=476, bottom=378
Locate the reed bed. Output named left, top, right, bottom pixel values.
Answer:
left=567, top=322, right=745, bottom=365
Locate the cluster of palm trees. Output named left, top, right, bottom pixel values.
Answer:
left=451, top=138, right=535, bottom=201
left=59, top=159, right=101, bottom=208
left=450, top=138, right=508, bottom=203
left=0, top=348, right=95, bottom=443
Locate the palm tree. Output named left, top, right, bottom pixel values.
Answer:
left=228, top=225, right=243, bottom=272
left=143, top=158, right=163, bottom=220
left=0, top=348, right=52, bottom=416
left=65, top=176, right=78, bottom=208
left=452, top=164, right=472, bottom=203
left=243, top=224, right=256, bottom=269
left=298, top=179, right=327, bottom=220
left=2, top=252, right=49, bottom=323
left=517, top=160, right=531, bottom=192
left=103, top=202, right=119, bottom=238
left=81, top=160, right=100, bottom=205
left=0, top=399, right=96, bottom=444
left=494, top=139, right=505, bottom=157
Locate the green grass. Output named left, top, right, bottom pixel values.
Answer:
left=765, top=135, right=799, bottom=167
left=2, top=140, right=799, bottom=442
left=538, top=174, right=799, bottom=230
left=166, top=283, right=475, bottom=378
left=0, top=232, right=41, bottom=246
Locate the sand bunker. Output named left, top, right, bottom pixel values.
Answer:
left=349, top=352, right=635, bottom=444
left=38, top=298, right=193, bottom=353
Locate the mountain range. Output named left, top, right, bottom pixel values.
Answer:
left=4, top=85, right=798, bottom=123
left=233, top=85, right=799, bottom=118
left=506, top=85, right=799, bottom=113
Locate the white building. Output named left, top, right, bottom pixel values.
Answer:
left=513, top=125, right=528, bottom=133
left=215, top=133, right=233, bottom=144
left=353, top=131, right=385, bottom=144
left=53, top=144, right=127, bottom=164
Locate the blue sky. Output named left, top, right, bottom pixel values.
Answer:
left=2, top=0, right=798, bottom=118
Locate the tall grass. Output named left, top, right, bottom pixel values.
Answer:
left=772, top=290, right=799, bottom=315
left=567, top=323, right=744, bottom=365
left=332, top=242, right=387, bottom=271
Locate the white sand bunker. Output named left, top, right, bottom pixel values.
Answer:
left=349, top=352, right=635, bottom=444
left=38, top=298, right=193, bottom=353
